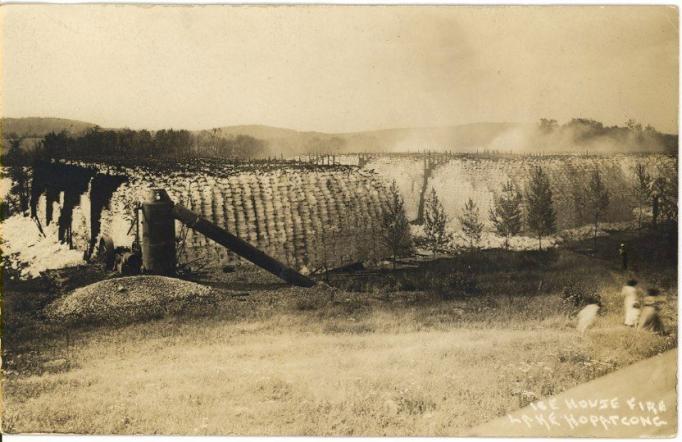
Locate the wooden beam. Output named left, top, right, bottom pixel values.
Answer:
left=172, top=204, right=316, bottom=287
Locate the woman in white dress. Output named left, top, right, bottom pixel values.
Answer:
left=622, top=279, right=640, bottom=327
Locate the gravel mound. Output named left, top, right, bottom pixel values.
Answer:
left=44, top=276, right=214, bottom=325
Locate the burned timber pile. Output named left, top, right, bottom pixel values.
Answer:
left=22, top=160, right=393, bottom=273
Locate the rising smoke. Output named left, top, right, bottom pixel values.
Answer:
left=487, top=119, right=677, bottom=154
left=365, top=119, right=676, bottom=155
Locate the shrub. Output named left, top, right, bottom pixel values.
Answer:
left=322, top=321, right=375, bottom=335
left=397, top=278, right=417, bottom=291
left=294, top=295, right=327, bottom=311
left=437, top=271, right=479, bottom=300
left=560, top=280, right=601, bottom=312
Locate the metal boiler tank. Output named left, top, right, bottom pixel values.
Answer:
left=141, top=188, right=176, bottom=275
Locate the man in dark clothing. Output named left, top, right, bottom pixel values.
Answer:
left=652, top=188, right=660, bottom=229
left=619, top=243, right=628, bottom=271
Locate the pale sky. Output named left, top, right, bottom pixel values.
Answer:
left=1, top=5, right=678, bottom=133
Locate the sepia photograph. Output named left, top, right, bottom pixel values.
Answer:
left=0, top=4, right=678, bottom=437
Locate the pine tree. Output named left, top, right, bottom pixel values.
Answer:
left=423, top=188, right=452, bottom=255
left=6, top=133, right=30, bottom=213
left=526, top=166, right=557, bottom=251
left=570, top=180, right=589, bottom=226
left=652, top=162, right=678, bottom=226
left=660, top=161, right=678, bottom=224
left=381, top=180, right=412, bottom=268
left=633, top=163, right=651, bottom=230
left=489, top=181, right=523, bottom=249
left=458, top=198, right=484, bottom=252
left=587, top=169, right=610, bottom=250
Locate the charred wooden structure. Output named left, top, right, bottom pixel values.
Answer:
left=140, top=188, right=315, bottom=287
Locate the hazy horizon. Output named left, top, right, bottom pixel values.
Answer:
left=1, top=5, right=678, bottom=134
left=0, top=115, right=527, bottom=134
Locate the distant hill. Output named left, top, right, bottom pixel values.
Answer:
left=206, top=122, right=521, bottom=155
left=1, top=117, right=96, bottom=138
left=2, top=117, right=676, bottom=155
left=211, top=125, right=311, bottom=140
left=6, top=118, right=517, bottom=153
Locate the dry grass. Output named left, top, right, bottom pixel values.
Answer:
left=2, top=230, right=677, bottom=435
left=2, top=285, right=676, bottom=435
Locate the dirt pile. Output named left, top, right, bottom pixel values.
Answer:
left=44, top=275, right=214, bottom=324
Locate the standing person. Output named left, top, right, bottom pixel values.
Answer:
left=652, top=188, right=660, bottom=229
left=622, top=279, right=640, bottom=327
left=619, top=243, right=628, bottom=271
left=638, top=288, right=666, bottom=334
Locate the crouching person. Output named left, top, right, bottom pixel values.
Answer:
left=637, top=288, right=666, bottom=335
left=577, top=302, right=601, bottom=336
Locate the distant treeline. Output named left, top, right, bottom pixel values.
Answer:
left=1, top=127, right=269, bottom=165
left=0, top=117, right=677, bottom=165
left=534, top=118, right=678, bottom=153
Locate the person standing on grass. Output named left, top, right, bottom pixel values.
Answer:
left=637, top=288, right=666, bottom=334
left=622, top=279, right=640, bottom=327
left=619, top=243, right=628, bottom=271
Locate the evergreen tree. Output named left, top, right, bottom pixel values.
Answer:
left=5, top=133, right=30, bottom=214
left=423, top=188, right=452, bottom=255
left=570, top=180, right=589, bottom=226
left=458, top=198, right=484, bottom=252
left=381, top=180, right=412, bottom=268
left=653, top=161, right=678, bottom=226
left=587, top=169, right=610, bottom=249
left=489, top=181, right=523, bottom=249
left=526, top=167, right=557, bottom=251
left=633, top=163, right=651, bottom=230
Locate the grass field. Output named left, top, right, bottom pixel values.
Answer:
left=1, top=228, right=677, bottom=435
